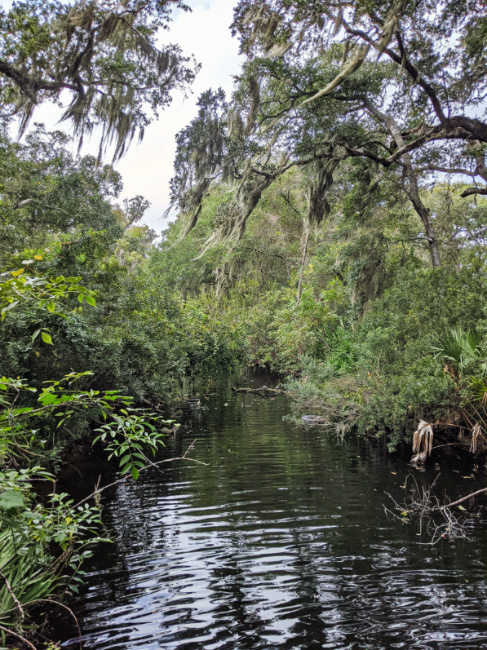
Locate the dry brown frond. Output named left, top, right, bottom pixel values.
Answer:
left=411, top=420, right=434, bottom=462
left=470, top=423, right=483, bottom=453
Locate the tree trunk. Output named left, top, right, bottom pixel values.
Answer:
left=297, top=225, right=310, bottom=303
left=389, top=124, right=441, bottom=267
left=365, top=99, right=442, bottom=268
left=410, top=191, right=442, bottom=268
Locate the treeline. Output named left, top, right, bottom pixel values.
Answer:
left=162, top=166, right=487, bottom=452
left=165, top=0, right=487, bottom=454
left=2, top=0, right=487, bottom=644
left=0, top=127, right=240, bottom=404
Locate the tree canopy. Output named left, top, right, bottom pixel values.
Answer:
left=170, top=0, right=487, bottom=268
left=0, top=0, right=198, bottom=160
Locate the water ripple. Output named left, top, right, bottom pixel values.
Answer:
left=55, top=391, right=487, bottom=649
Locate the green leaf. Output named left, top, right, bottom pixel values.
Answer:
left=131, top=467, right=139, bottom=480
left=78, top=294, right=85, bottom=303
left=85, top=295, right=96, bottom=307
left=38, top=392, right=57, bottom=405
left=41, top=331, right=53, bottom=345
left=2, top=300, right=19, bottom=314
left=0, top=490, right=25, bottom=510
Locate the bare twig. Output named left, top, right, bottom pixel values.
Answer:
left=0, top=624, right=36, bottom=650
left=74, top=441, right=208, bottom=509
left=0, top=570, right=24, bottom=619
left=440, top=487, right=487, bottom=510
left=35, top=598, right=82, bottom=644
left=384, top=474, right=475, bottom=543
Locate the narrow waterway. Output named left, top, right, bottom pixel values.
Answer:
left=55, top=378, right=487, bottom=649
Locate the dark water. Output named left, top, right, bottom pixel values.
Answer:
left=54, top=380, right=487, bottom=649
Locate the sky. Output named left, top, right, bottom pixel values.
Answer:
left=114, top=0, right=243, bottom=231
left=5, top=0, right=243, bottom=233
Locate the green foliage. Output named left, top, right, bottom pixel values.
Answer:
left=0, top=237, right=174, bottom=639
left=0, top=261, right=95, bottom=325
left=94, top=408, right=169, bottom=481
left=0, top=465, right=104, bottom=627
left=163, top=150, right=487, bottom=452
left=432, top=328, right=482, bottom=377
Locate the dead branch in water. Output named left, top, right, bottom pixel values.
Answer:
left=73, top=440, right=207, bottom=509
left=384, top=474, right=479, bottom=544
left=440, top=486, right=487, bottom=510
left=232, top=386, right=285, bottom=396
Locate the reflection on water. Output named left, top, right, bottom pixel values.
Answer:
left=54, top=380, right=487, bottom=649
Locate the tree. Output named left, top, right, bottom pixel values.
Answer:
left=233, top=0, right=487, bottom=163
left=0, top=0, right=198, bottom=160
left=169, top=0, right=487, bottom=271
left=0, top=125, right=126, bottom=266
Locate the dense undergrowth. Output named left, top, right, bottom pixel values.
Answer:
left=2, top=0, right=487, bottom=642
left=2, top=124, right=487, bottom=645
left=159, top=167, right=487, bottom=456
left=0, top=129, right=243, bottom=646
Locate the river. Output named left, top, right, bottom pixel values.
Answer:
left=53, top=374, right=487, bottom=649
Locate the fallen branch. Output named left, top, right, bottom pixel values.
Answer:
left=232, top=386, right=285, bottom=395
left=440, top=487, right=487, bottom=510
left=0, top=624, right=36, bottom=650
left=142, top=398, right=164, bottom=412
left=384, top=474, right=475, bottom=544
left=74, top=440, right=208, bottom=509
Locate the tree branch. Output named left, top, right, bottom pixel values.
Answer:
left=0, top=625, right=36, bottom=650
left=460, top=187, right=487, bottom=197
left=73, top=440, right=207, bottom=509
left=441, top=487, right=487, bottom=510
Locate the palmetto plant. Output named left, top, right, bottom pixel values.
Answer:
left=0, top=528, right=56, bottom=623
left=432, top=327, right=482, bottom=379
